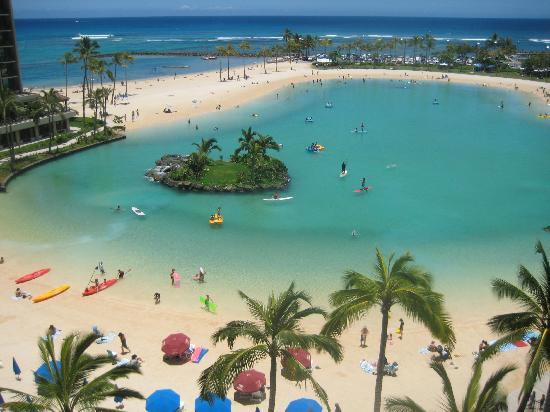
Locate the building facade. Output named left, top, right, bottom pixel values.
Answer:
left=0, top=0, right=22, bottom=92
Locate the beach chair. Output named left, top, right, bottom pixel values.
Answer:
left=106, top=350, right=118, bottom=364
left=383, top=362, right=399, bottom=376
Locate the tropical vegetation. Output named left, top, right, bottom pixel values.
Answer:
left=0, top=331, right=143, bottom=411
left=479, top=241, right=550, bottom=411
left=385, top=360, right=516, bottom=412
left=198, top=283, right=343, bottom=412
left=322, top=249, right=456, bottom=412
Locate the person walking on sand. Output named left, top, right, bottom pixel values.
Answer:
left=335, top=403, right=342, bottom=412
left=398, top=318, right=404, bottom=339
left=154, top=292, right=160, bottom=304
left=360, top=326, right=368, bottom=347
left=118, top=332, right=130, bottom=354
left=169, top=268, right=176, bottom=285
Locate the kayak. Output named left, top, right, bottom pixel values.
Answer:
left=131, top=207, right=145, bottom=216
left=199, top=296, right=217, bottom=313
left=263, top=197, right=293, bottom=201
left=15, top=268, right=50, bottom=284
left=32, top=284, right=70, bottom=303
left=209, top=214, right=223, bottom=224
left=82, top=279, right=117, bottom=296
left=340, top=170, right=348, bottom=178
left=354, top=186, right=372, bottom=193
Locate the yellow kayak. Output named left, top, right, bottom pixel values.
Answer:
left=32, top=284, right=70, bottom=303
left=315, top=144, right=325, bottom=151
left=209, top=214, right=224, bottom=224
left=538, top=114, right=550, bottom=119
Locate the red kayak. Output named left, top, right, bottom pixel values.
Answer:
left=15, top=268, right=50, bottom=284
left=82, top=279, right=118, bottom=296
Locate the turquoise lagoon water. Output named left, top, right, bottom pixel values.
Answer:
left=1, top=79, right=549, bottom=315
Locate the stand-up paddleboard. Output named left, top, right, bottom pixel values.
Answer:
left=351, top=130, right=367, bottom=134
left=199, top=296, right=217, bottom=313
left=340, top=170, right=348, bottom=178
left=32, top=284, right=70, bottom=303
left=263, top=196, right=293, bottom=201
left=82, top=279, right=117, bottom=296
left=353, top=186, right=372, bottom=193
left=131, top=207, right=145, bottom=216
left=15, top=268, right=50, bottom=284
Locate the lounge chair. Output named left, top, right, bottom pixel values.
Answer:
left=106, top=350, right=118, bottom=364
left=234, top=388, right=266, bottom=404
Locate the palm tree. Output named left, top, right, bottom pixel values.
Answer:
left=400, top=38, right=409, bottom=64
left=60, top=52, right=77, bottom=110
left=271, top=45, right=284, bottom=72
left=424, top=33, right=436, bottom=67
left=217, top=44, right=236, bottom=80
left=216, top=46, right=226, bottom=81
left=121, top=52, right=134, bottom=96
left=411, top=35, right=422, bottom=64
left=198, top=283, right=343, bottom=412
left=239, top=41, right=250, bottom=79
left=258, top=48, right=271, bottom=74
left=87, top=88, right=105, bottom=137
left=110, top=52, right=125, bottom=103
left=480, top=241, right=550, bottom=412
left=192, top=137, right=221, bottom=157
left=322, top=248, right=455, bottom=412
left=255, top=133, right=280, bottom=157
left=73, top=36, right=100, bottom=120
left=0, top=86, right=18, bottom=170
left=233, top=126, right=257, bottom=160
left=385, top=360, right=515, bottom=412
left=303, top=35, right=315, bottom=59
left=39, top=88, right=65, bottom=153
left=319, top=38, right=333, bottom=55
left=283, top=28, right=293, bottom=65
left=186, top=151, right=210, bottom=179
left=0, top=332, right=143, bottom=411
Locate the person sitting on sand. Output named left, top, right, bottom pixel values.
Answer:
left=117, top=269, right=125, bottom=279
left=154, top=292, right=160, bottom=304
left=129, top=354, right=143, bottom=367
left=478, top=340, right=489, bottom=353
left=47, top=325, right=58, bottom=336
left=15, top=287, right=30, bottom=299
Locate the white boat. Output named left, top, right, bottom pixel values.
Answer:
left=263, top=196, right=293, bottom=201
left=131, top=207, right=146, bottom=216
left=71, top=34, right=114, bottom=40
left=201, top=56, right=217, bottom=60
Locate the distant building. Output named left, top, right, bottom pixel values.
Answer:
left=0, top=0, right=76, bottom=149
left=0, top=0, right=22, bottom=92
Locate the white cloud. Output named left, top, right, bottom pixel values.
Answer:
left=179, top=4, right=194, bottom=9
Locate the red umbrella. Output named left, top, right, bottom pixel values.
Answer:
left=233, top=369, right=266, bottom=394
left=161, top=333, right=190, bottom=356
left=283, top=348, right=312, bottom=369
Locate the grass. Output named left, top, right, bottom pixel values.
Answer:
left=0, top=129, right=123, bottom=186
left=199, top=160, right=247, bottom=186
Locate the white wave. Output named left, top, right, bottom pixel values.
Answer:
left=434, top=37, right=452, bottom=41
left=216, top=36, right=252, bottom=41
left=367, top=34, right=394, bottom=38
left=529, top=38, right=550, bottom=44
left=323, top=34, right=339, bottom=38
left=252, top=36, right=283, bottom=40
left=460, top=38, right=488, bottom=42
left=146, top=39, right=185, bottom=42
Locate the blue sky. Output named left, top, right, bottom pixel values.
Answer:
left=13, top=0, right=550, bottom=19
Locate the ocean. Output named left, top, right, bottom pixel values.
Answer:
left=14, top=16, right=550, bottom=88
left=1, top=78, right=549, bottom=315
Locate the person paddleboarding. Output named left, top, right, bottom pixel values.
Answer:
left=341, top=161, right=346, bottom=174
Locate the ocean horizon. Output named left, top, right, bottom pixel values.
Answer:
left=14, top=16, right=550, bottom=88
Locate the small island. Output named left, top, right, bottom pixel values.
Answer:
left=146, top=127, right=290, bottom=192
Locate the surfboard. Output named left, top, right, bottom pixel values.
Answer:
left=354, top=186, right=372, bottom=193
left=351, top=130, right=367, bottom=134
left=15, top=268, right=50, bottom=284
left=263, top=197, right=293, bottom=201
left=199, top=296, right=217, bottom=313
left=32, top=284, right=70, bottom=303
left=340, top=170, right=348, bottom=177
left=131, top=207, right=145, bottom=216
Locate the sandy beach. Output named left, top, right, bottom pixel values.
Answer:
left=2, top=61, right=547, bottom=410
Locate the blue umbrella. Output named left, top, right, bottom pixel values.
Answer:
left=0, top=392, right=5, bottom=405
left=146, top=389, right=180, bottom=412
left=195, top=394, right=231, bottom=412
left=12, top=357, right=21, bottom=378
left=35, top=361, right=62, bottom=383
left=286, top=398, right=322, bottom=412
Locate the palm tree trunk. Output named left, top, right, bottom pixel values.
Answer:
left=544, top=381, right=550, bottom=412
left=64, top=64, right=68, bottom=111
left=268, top=354, right=277, bottom=412
left=517, top=390, right=531, bottom=412
left=263, top=56, right=266, bottom=74
left=82, top=64, right=87, bottom=120
left=243, top=60, right=246, bottom=80
left=275, top=55, right=278, bottom=72
left=227, top=57, right=230, bottom=80
left=374, top=305, right=390, bottom=412
left=111, top=65, right=117, bottom=104
left=124, top=68, right=128, bottom=96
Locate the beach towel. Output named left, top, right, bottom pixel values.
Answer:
left=513, top=340, right=528, bottom=347
left=194, top=348, right=208, bottom=363
left=190, top=347, right=202, bottom=363
left=360, top=360, right=376, bottom=374
left=115, top=358, right=129, bottom=367
left=419, top=347, right=430, bottom=355
left=96, top=332, right=116, bottom=344
left=42, top=330, right=62, bottom=341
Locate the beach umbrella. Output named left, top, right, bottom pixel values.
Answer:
left=12, top=357, right=21, bottom=379
left=283, top=348, right=312, bottom=369
left=146, top=389, right=180, bottom=412
left=285, top=398, right=322, bottom=412
left=195, top=394, right=231, bottom=412
left=233, top=369, right=266, bottom=394
left=161, top=333, right=190, bottom=356
left=35, top=360, right=62, bottom=383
